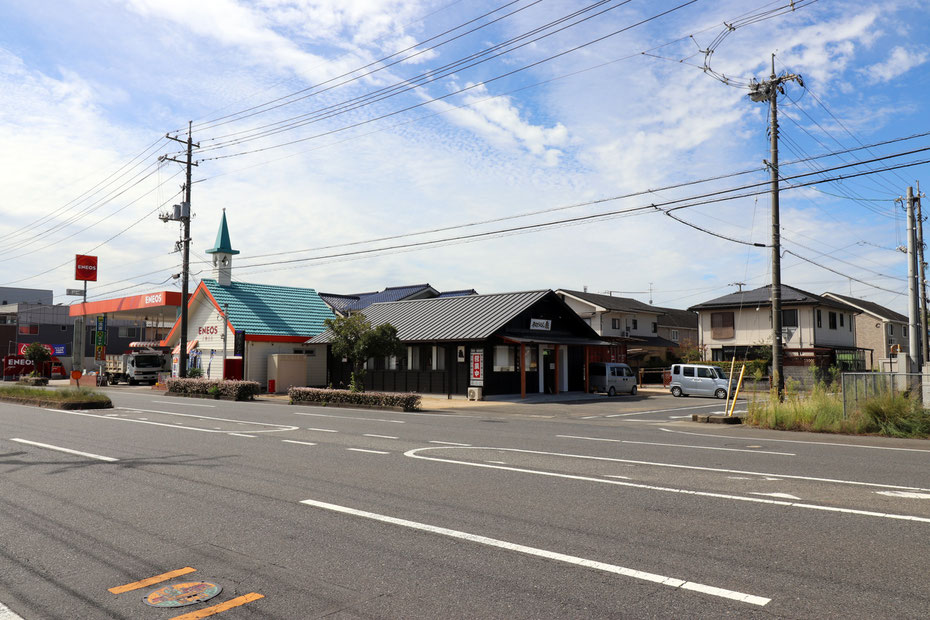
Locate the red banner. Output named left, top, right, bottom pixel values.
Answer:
left=75, top=254, right=98, bottom=281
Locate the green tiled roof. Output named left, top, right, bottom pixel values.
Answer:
left=202, top=279, right=333, bottom=336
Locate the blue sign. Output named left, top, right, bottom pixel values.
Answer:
left=51, top=344, right=67, bottom=355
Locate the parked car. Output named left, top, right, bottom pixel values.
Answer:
left=589, top=362, right=637, bottom=396
left=669, top=363, right=730, bottom=399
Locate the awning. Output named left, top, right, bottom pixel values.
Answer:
left=171, top=339, right=198, bottom=355
left=129, top=341, right=167, bottom=348
left=500, top=335, right=611, bottom=347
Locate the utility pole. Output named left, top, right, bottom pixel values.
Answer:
left=160, top=122, right=199, bottom=378
left=748, top=54, right=802, bottom=398
left=907, top=187, right=920, bottom=372
left=916, top=181, right=928, bottom=366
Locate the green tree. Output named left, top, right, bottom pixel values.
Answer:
left=22, top=342, right=51, bottom=377
left=324, top=314, right=405, bottom=391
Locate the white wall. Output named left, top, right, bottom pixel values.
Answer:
left=812, top=308, right=857, bottom=347
left=699, top=304, right=857, bottom=350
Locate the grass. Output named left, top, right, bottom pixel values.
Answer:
left=0, top=385, right=112, bottom=405
left=746, top=383, right=930, bottom=438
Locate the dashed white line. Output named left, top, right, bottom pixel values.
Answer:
left=10, top=438, right=118, bottom=462
left=364, top=434, right=399, bottom=439
left=293, top=412, right=404, bottom=424
left=347, top=448, right=390, bottom=454
left=876, top=491, right=930, bottom=499
left=604, top=404, right=726, bottom=417
left=659, top=427, right=930, bottom=453
left=299, top=498, right=770, bottom=607
left=307, top=427, right=338, bottom=433
left=282, top=440, right=317, bottom=446
left=228, top=433, right=257, bottom=438
left=557, top=435, right=794, bottom=456
left=605, top=474, right=631, bottom=480
left=152, top=400, right=215, bottom=408
left=429, top=441, right=471, bottom=446
left=750, top=492, right=801, bottom=500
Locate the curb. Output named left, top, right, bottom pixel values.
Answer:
left=692, top=414, right=742, bottom=424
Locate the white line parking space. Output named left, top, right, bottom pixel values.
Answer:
left=405, top=447, right=930, bottom=523
left=299, top=498, right=770, bottom=607
left=10, top=438, right=118, bottom=462
left=556, top=435, right=795, bottom=456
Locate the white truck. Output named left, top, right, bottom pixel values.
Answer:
left=104, top=351, right=167, bottom=385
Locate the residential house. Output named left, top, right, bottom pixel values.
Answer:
left=690, top=284, right=866, bottom=369
left=822, top=292, right=908, bottom=364
left=655, top=306, right=699, bottom=352
left=320, top=285, right=477, bottom=316
left=311, top=290, right=608, bottom=397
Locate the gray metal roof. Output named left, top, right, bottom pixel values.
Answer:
left=558, top=289, right=660, bottom=314
left=689, top=285, right=851, bottom=311
left=310, top=290, right=551, bottom=343
left=822, top=292, right=907, bottom=323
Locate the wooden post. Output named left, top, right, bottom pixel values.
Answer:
left=584, top=346, right=589, bottom=394
left=520, top=343, right=526, bottom=399
left=554, top=345, right=560, bottom=394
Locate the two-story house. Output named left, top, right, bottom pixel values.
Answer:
left=655, top=307, right=699, bottom=350
left=690, top=284, right=865, bottom=369
left=822, top=292, right=908, bottom=365
left=556, top=289, right=678, bottom=364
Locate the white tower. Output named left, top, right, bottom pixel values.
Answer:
left=205, top=209, right=240, bottom=286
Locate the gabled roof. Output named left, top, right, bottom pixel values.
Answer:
left=822, top=292, right=908, bottom=323
left=206, top=210, right=240, bottom=255
left=311, top=290, right=577, bottom=343
left=557, top=289, right=661, bottom=314
left=197, top=279, right=332, bottom=337
left=654, top=307, right=698, bottom=329
left=689, top=285, right=851, bottom=311
left=438, top=289, right=478, bottom=298
left=319, top=284, right=477, bottom=313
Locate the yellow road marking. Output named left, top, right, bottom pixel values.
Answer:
left=108, top=567, right=197, bottom=594
left=168, top=593, right=264, bottom=619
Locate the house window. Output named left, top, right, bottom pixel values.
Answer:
left=829, top=312, right=837, bottom=330
left=671, top=330, right=679, bottom=341
left=493, top=345, right=515, bottom=372
left=432, top=346, right=446, bottom=371
left=524, top=346, right=538, bottom=371
left=407, top=346, right=420, bottom=370
left=710, top=312, right=735, bottom=339
left=611, top=318, right=621, bottom=330
left=651, top=322, right=657, bottom=333
left=840, top=313, right=844, bottom=327
left=118, top=326, right=140, bottom=339
left=60, top=325, right=67, bottom=332
left=904, top=325, right=908, bottom=337
left=782, top=309, right=798, bottom=328
left=632, top=319, right=638, bottom=330
left=849, top=316, right=852, bottom=332
left=18, top=324, right=38, bottom=335
left=384, top=355, right=397, bottom=370
left=817, top=309, right=822, bottom=328
left=888, top=324, right=894, bottom=336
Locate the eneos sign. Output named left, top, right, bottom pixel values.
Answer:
left=75, top=254, right=98, bottom=281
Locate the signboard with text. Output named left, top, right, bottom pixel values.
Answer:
left=470, top=350, right=484, bottom=386
left=95, top=345, right=107, bottom=362
left=529, top=318, right=551, bottom=331
left=16, top=343, right=67, bottom=356
left=96, top=315, right=107, bottom=332
left=75, top=255, right=98, bottom=281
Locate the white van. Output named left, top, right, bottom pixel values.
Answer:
left=589, top=362, right=637, bottom=396
left=669, top=364, right=730, bottom=399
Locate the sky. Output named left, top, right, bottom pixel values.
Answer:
left=1, top=0, right=929, bottom=315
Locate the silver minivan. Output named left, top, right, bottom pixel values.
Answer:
left=589, top=362, right=638, bottom=396
left=669, top=364, right=730, bottom=399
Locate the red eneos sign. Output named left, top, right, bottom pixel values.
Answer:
left=2, top=355, right=63, bottom=379
left=75, top=254, right=98, bottom=281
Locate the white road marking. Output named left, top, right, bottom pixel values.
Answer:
left=10, top=438, right=118, bottom=462
left=604, top=403, right=726, bottom=417
left=728, top=476, right=751, bottom=480
left=364, top=434, right=399, bottom=439
left=228, top=433, right=257, bottom=438
left=659, top=427, right=930, bottom=453
left=750, top=492, right=801, bottom=500
left=580, top=416, right=600, bottom=420
left=0, top=600, right=25, bottom=620
left=282, top=440, right=317, bottom=446
left=605, top=474, right=631, bottom=480
left=307, top=427, right=338, bottom=433
left=556, top=435, right=794, bottom=456
left=299, top=498, right=770, bottom=607
left=405, top=447, right=930, bottom=523
left=486, top=460, right=508, bottom=464
left=293, top=412, right=404, bottom=424
left=347, top=448, right=390, bottom=454
left=429, top=441, right=471, bottom=446
left=38, top=408, right=262, bottom=434
left=117, top=408, right=298, bottom=432
left=876, top=491, right=930, bottom=499
left=152, top=400, right=215, bottom=408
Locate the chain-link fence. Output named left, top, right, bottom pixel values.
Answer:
left=841, top=372, right=922, bottom=419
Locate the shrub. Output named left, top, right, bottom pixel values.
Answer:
left=289, top=387, right=421, bottom=412
left=861, top=392, right=930, bottom=438
left=187, top=367, right=204, bottom=378
left=166, top=378, right=261, bottom=401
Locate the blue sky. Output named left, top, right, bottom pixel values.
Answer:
left=1, top=0, right=929, bottom=314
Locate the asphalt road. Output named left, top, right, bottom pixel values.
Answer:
left=1, top=388, right=929, bottom=618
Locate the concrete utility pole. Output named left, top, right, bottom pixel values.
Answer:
left=907, top=187, right=920, bottom=372
left=748, top=54, right=802, bottom=398
left=160, top=122, right=199, bottom=378
left=916, top=181, right=928, bottom=366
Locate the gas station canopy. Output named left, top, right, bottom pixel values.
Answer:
left=69, top=291, right=183, bottom=324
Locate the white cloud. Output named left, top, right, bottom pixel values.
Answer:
left=863, top=45, right=929, bottom=83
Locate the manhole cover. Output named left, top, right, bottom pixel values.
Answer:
left=144, top=582, right=222, bottom=607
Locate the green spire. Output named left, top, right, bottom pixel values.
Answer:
left=206, top=209, right=240, bottom=255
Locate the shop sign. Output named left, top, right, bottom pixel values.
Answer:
left=95, top=345, right=106, bottom=361
left=16, top=343, right=66, bottom=356
left=470, top=350, right=484, bottom=386
left=95, top=330, right=107, bottom=346
left=65, top=288, right=84, bottom=296
left=3, top=355, right=35, bottom=378
left=96, top=315, right=107, bottom=332
left=529, top=318, right=551, bottom=331
left=457, top=345, right=465, bottom=363
left=75, top=255, right=98, bottom=281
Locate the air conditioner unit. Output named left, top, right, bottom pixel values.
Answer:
left=621, top=330, right=631, bottom=338
left=467, top=387, right=483, bottom=401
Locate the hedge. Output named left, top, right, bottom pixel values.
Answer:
left=289, top=387, right=421, bottom=412
left=166, top=378, right=261, bottom=401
